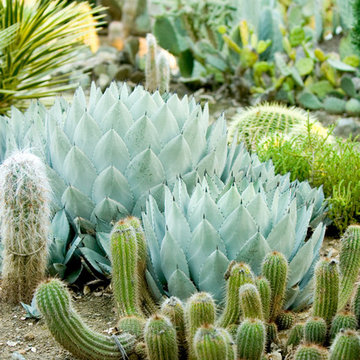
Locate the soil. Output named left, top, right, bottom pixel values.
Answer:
left=0, top=236, right=343, bottom=360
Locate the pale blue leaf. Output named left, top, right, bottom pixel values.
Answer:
left=217, top=185, right=242, bottom=218
left=168, top=269, right=197, bottom=300
left=62, top=186, right=95, bottom=220
left=92, top=87, right=117, bottom=123
left=151, top=104, right=180, bottom=144
left=91, top=197, right=129, bottom=224
left=130, top=92, right=159, bottom=120
left=101, top=101, right=134, bottom=135
left=167, top=93, right=188, bottom=128
left=247, top=193, right=271, bottom=236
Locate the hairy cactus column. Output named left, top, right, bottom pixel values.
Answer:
left=0, top=151, right=51, bottom=304
left=145, top=33, right=158, bottom=92
left=36, top=279, right=136, bottom=360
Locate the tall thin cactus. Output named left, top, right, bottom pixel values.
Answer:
left=0, top=151, right=51, bottom=303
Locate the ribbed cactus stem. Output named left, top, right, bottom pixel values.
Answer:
left=194, top=325, right=229, bottom=360
left=304, top=317, right=327, bottom=346
left=185, top=292, right=216, bottom=360
left=160, top=297, right=186, bottom=356
left=261, top=251, right=288, bottom=321
left=144, top=314, right=178, bottom=360
left=330, top=311, right=358, bottom=341
left=312, top=258, right=339, bottom=325
left=276, top=311, right=295, bottom=330
left=218, top=262, right=254, bottom=327
left=35, top=279, right=136, bottom=360
left=117, top=316, right=145, bottom=340
left=157, top=52, right=170, bottom=93
left=0, top=151, right=51, bottom=304
left=265, top=322, right=279, bottom=352
left=353, top=284, right=360, bottom=327
left=255, top=276, right=271, bottom=322
left=330, top=329, right=360, bottom=360
left=239, top=283, right=264, bottom=320
left=218, top=328, right=235, bottom=360
left=338, top=225, right=360, bottom=310
left=125, top=216, right=157, bottom=315
left=286, top=323, right=305, bottom=349
left=145, top=33, right=158, bottom=92
left=295, top=344, right=329, bottom=360
left=110, top=221, right=141, bottom=317
left=236, top=318, right=266, bottom=360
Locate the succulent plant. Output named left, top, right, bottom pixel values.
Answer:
left=0, top=151, right=51, bottom=304
left=276, top=311, right=295, bottom=331
left=330, top=311, right=358, bottom=341
left=256, top=276, right=272, bottom=322
left=352, top=284, right=360, bottom=327
left=286, top=323, right=305, bottom=349
left=329, top=329, right=360, bottom=360
left=304, top=317, right=327, bottom=346
left=239, top=283, right=264, bottom=321
left=294, top=344, right=329, bottom=360
left=142, top=172, right=326, bottom=309
left=35, top=278, right=136, bottom=360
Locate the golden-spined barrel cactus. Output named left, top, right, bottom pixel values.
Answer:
left=228, top=103, right=328, bottom=148
left=0, top=151, right=51, bottom=303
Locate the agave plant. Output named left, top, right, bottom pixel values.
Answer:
left=142, top=174, right=326, bottom=309
left=0, top=82, right=328, bottom=283
left=0, top=0, right=103, bottom=114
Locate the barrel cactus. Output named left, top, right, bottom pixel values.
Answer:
left=142, top=173, right=326, bottom=309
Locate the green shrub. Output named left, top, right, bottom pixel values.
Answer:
left=256, top=122, right=360, bottom=232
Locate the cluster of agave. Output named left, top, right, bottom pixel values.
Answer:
left=0, top=83, right=328, bottom=289
left=35, top=219, right=360, bottom=360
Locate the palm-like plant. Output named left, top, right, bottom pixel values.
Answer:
left=0, top=0, right=103, bottom=114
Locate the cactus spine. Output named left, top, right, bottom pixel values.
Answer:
left=194, top=325, right=229, bottom=360
left=261, top=251, right=288, bottom=321
left=329, top=311, right=358, bottom=341
left=329, top=329, right=360, bottom=360
left=338, top=225, right=360, bottom=310
left=276, top=311, right=295, bottom=331
left=236, top=318, right=266, bottom=360
left=218, top=262, right=254, bottom=327
left=35, top=279, right=136, bottom=360
left=312, top=258, right=339, bottom=325
left=110, top=220, right=142, bottom=317
left=0, top=151, right=51, bottom=304
left=239, top=283, right=264, bottom=320
left=255, top=276, right=271, bottom=322
left=294, top=344, right=329, bottom=360
left=304, top=317, right=327, bottom=346
left=144, top=314, right=178, bottom=360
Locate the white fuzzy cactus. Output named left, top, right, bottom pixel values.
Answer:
left=0, top=151, right=51, bottom=303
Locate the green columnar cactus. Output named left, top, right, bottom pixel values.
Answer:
left=330, top=311, right=358, bottom=341
left=117, top=316, right=145, bottom=339
left=218, top=328, right=235, bottom=360
left=110, top=220, right=142, bottom=317
left=304, top=317, right=327, bottom=346
left=338, top=225, right=360, bottom=311
left=218, top=262, right=254, bottom=327
left=126, top=216, right=157, bottom=315
left=35, top=279, right=136, bottom=360
left=239, top=283, right=264, bottom=320
left=295, top=344, right=329, bottom=360
left=353, top=284, right=360, bottom=327
left=194, top=325, right=229, bottom=360
left=236, top=318, right=266, bottom=360
left=329, top=329, right=360, bottom=360
left=286, top=323, right=305, bottom=349
left=157, top=52, right=170, bottom=93
left=160, top=297, right=187, bottom=357
left=0, top=151, right=51, bottom=304
left=261, top=251, right=288, bottom=321
left=276, top=311, right=295, bottom=330
left=145, top=33, right=158, bottom=92
left=312, top=258, right=339, bottom=325
left=144, top=314, right=179, bottom=360
left=255, top=277, right=271, bottom=322
left=185, top=292, right=216, bottom=360
left=265, top=322, right=279, bottom=352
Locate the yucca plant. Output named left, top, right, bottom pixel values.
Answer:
left=0, top=0, right=103, bottom=114
left=142, top=173, right=326, bottom=309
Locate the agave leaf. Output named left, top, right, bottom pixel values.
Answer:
left=168, top=268, right=197, bottom=300
left=96, top=232, right=110, bottom=258
left=123, top=85, right=145, bottom=108
left=241, top=182, right=257, bottom=205
left=101, top=101, right=134, bottom=135
left=284, top=284, right=300, bottom=309
left=63, top=146, right=97, bottom=197
left=64, top=94, right=86, bottom=143
left=125, top=148, right=165, bottom=200
left=130, top=92, right=159, bottom=120
left=167, top=93, right=189, bottom=128
left=235, top=231, right=271, bottom=275
left=51, top=209, right=70, bottom=244
left=145, top=270, right=163, bottom=301
left=91, top=197, right=129, bottom=224
left=64, top=236, right=83, bottom=265
left=219, top=204, right=257, bottom=258
left=62, top=186, right=95, bottom=220
left=46, top=166, right=67, bottom=212
left=124, top=115, right=161, bottom=156
left=247, top=193, right=271, bottom=236
left=198, top=249, right=229, bottom=302
left=151, top=103, right=180, bottom=144
left=79, top=247, right=111, bottom=275
left=160, top=230, right=190, bottom=282
left=188, top=219, right=226, bottom=285
left=196, top=150, right=217, bottom=176
left=92, top=88, right=117, bottom=123
left=146, top=195, right=166, bottom=243
left=217, top=184, right=242, bottom=218
left=172, top=177, right=191, bottom=215
left=93, top=130, right=131, bottom=173
left=92, top=166, right=133, bottom=212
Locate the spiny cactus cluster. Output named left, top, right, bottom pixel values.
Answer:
left=0, top=151, right=51, bottom=303
left=35, top=219, right=360, bottom=360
